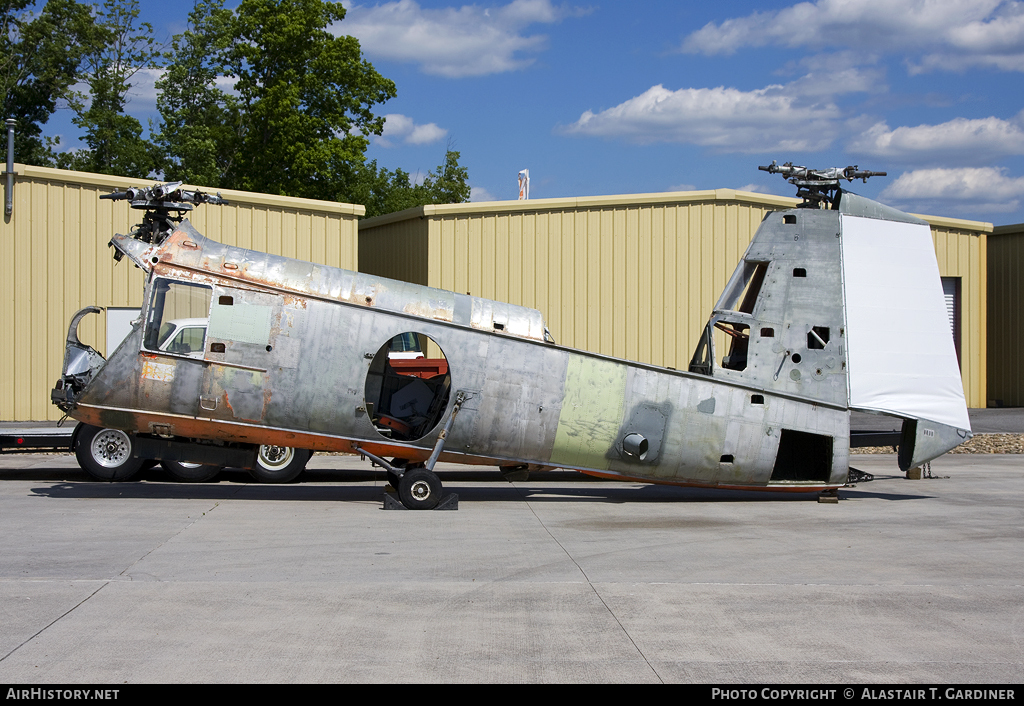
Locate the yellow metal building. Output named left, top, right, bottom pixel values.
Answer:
left=988, top=223, right=1024, bottom=406
left=359, top=190, right=991, bottom=408
left=0, top=164, right=364, bottom=421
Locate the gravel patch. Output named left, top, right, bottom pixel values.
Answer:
left=852, top=433, right=1024, bottom=454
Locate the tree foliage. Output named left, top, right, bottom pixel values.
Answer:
left=5, top=0, right=472, bottom=216
left=54, top=0, right=162, bottom=177
left=350, top=148, right=471, bottom=219
left=158, top=0, right=469, bottom=214
left=0, top=0, right=94, bottom=165
left=158, top=0, right=398, bottom=201
left=154, top=0, right=237, bottom=186
left=227, top=0, right=396, bottom=200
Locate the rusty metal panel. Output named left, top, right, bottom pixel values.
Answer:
left=0, top=164, right=363, bottom=421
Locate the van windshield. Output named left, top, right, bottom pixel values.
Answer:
left=156, top=322, right=176, bottom=348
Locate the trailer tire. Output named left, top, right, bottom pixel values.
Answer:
left=75, top=425, right=143, bottom=482
left=248, top=445, right=311, bottom=483
left=161, top=459, right=221, bottom=483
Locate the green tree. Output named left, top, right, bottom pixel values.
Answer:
left=351, top=149, right=472, bottom=219
left=0, top=0, right=94, bottom=166
left=418, top=147, right=471, bottom=205
left=226, top=0, right=395, bottom=198
left=155, top=0, right=469, bottom=213
left=347, top=161, right=423, bottom=218
left=55, top=0, right=162, bottom=177
left=157, top=0, right=395, bottom=198
left=154, top=0, right=238, bottom=185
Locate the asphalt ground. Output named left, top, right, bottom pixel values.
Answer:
left=0, top=452, right=1021, bottom=684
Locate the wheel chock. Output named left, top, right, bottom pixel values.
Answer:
left=382, top=488, right=459, bottom=510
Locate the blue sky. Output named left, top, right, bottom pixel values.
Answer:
left=47, top=0, right=1024, bottom=225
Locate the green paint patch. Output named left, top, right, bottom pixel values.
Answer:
left=209, top=303, right=273, bottom=345
left=550, top=354, right=627, bottom=471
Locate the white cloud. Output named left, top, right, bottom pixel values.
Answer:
left=914, top=2, right=1024, bottom=71
left=124, top=68, right=163, bottom=112
left=561, top=83, right=842, bottom=152
left=470, top=185, right=498, bottom=201
left=782, top=52, right=888, bottom=96
left=681, top=0, right=1024, bottom=73
left=880, top=166, right=1024, bottom=212
left=376, top=113, right=448, bottom=147
left=737, top=183, right=767, bottom=193
left=340, top=0, right=588, bottom=77
left=561, top=50, right=886, bottom=151
left=848, top=113, right=1024, bottom=164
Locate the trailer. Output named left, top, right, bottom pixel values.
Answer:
left=0, top=424, right=77, bottom=453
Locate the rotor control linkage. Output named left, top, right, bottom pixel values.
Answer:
left=101, top=181, right=228, bottom=247
left=100, top=181, right=228, bottom=211
left=759, top=160, right=887, bottom=209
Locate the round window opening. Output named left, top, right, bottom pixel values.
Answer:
left=363, top=333, right=451, bottom=442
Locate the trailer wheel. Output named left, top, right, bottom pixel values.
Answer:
left=248, top=445, right=311, bottom=483
left=75, top=425, right=143, bottom=482
left=161, top=460, right=221, bottom=483
left=398, top=467, right=442, bottom=510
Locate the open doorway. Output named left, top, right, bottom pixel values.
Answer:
left=363, top=333, right=451, bottom=442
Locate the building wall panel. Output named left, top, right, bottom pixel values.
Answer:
left=1, top=164, right=362, bottom=421
left=988, top=225, right=1024, bottom=406
left=358, top=215, right=429, bottom=288
left=926, top=221, right=988, bottom=408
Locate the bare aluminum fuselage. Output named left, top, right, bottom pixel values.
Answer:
left=59, top=193, right=970, bottom=492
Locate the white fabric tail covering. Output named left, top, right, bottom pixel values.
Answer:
left=840, top=214, right=971, bottom=431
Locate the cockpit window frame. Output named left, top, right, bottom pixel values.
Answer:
left=141, top=277, right=214, bottom=359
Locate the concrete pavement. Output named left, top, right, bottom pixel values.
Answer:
left=0, top=452, right=1021, bottom=683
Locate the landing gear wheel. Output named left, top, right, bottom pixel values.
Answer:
left=161, top=459, right=221, bottom=483
left=398, top=467, right=442, bottom=510
left=75, top=425, right=143, bottom=482
left=248, top=445, right=311, bottom=483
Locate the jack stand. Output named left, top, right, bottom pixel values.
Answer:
left=818, top=488, right=840, bottom=503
